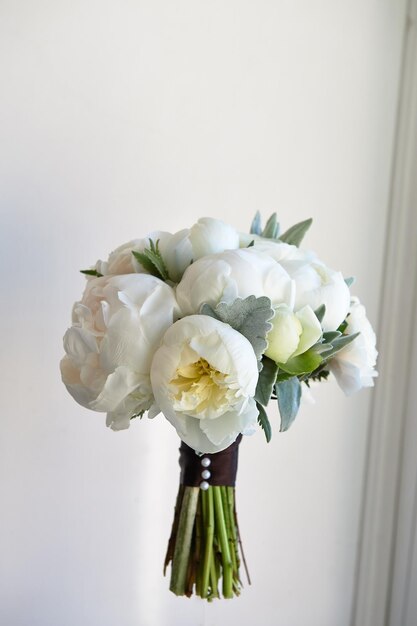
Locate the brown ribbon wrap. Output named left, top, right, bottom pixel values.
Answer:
left=179, top=435, right=242, bottom=487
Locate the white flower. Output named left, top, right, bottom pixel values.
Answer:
left=159, top=218, right=240, bottom=282
left=92, top=232, right=172, bottom=277
left=278, top=259, right=350, bottom=332
left=239, top=238, right=350, bottom=332
left=176, top=248, right=295, bottom=316
left=60, top=274, right=178, bottom=430
left=265, top=304, right=322, bottom=364
left=329, top=297, right=378, bottom=395
left=189, top=217, right=239, bottom=258
left=150, top=315, right=259, bottom=453
left=91, top=218, right=239, bottom=283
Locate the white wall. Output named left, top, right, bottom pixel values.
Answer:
left=0, top=2, right=407, bottom=625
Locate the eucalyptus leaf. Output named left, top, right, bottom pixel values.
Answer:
left=276, top=377, right=302, bottom=432
left=250, top=211, right=262, bottom=235
left=255, top=357, right=278, bottom=406
left=344, top=276, right=355, bottom=287
left=279, top=218, right=313, bottom=246
left=278, top=348, right=323, bottom=376
left=201, top=296, right=274, bottom=365
left=256, top=402, right=272, bottom=442
left=80, top=269, right=103, bottom=277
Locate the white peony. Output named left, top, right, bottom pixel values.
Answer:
left=91, top=218, right=239, bottom=283
left=60, top=274, right=179, bottom=430
left=265, top=304, right=322, bottom=364
left=150, top=315, right=259, bottom=453
left=329, top=297, right=378, bottom=395
left=276, top=259, right=350, bottom=332
left=176, top=248, right=295, bottom=316
left=239, top=237, right=350, bottom=332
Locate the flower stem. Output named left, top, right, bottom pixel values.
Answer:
left=213, top=486, right=233, bottom=598
left=169, top=486, right=199, bottom=596
left=201, top=487, right=214, bottom=598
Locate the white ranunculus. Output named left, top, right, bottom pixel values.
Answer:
left=176, top=248, right=295, bottom=316
left=150, top=315, right=259, bottom=453
left=60, top=274, right=179, bottom=430
left=265, top=304, right=322, bottom=364
left=329, top=297, right=378, bottom=395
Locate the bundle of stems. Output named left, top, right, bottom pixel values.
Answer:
left=164, top=484, right=249, bottom=600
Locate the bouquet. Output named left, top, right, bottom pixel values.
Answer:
left=60, top=213, right=378, bottom=600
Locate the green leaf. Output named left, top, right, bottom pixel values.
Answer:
left=250, top=211, right=262, bottom=235
left=280, top=218, right=313, bottom=246
left=314, top=304, right=326, bottom=323
left=201, top=296, right=274, bottom=367
left=247, top=240, right=255, bottom=248
left=278, top=348, right=323, bottom=376
left=276, top=369, right=295, bottom=383
left=132, top=239, right=170, bottom=281
left=338, top=320, right=348, bottom=334
left=276, top=377, right=302, bottom=432
left=80, top=269, right=103, bottom=277
left=308, top=368, right=330, bottom=383
left=344, top=276, right=355, bottom=287
left=322, top=332, right=360, bottom=360
left=256, top=402, right=272, bottom=442
left=312, top=343, right=335, bottom=355
left=322, top=331, right=342, bottom=343
left=262, top=213, right=280, bottom=239
left=255, top=357, right=278, bottom=405
left=130, top=410, right=145, bottom=421
left=132, top=250, right=160, bottom=275
left=147, top=239, right=170, bottom=280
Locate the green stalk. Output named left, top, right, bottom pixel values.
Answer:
left=226, top=487, right=241, bottom=573
left=213, top=486, right=233, bottom=598
left=201, top=487, right=214, bottom=599
left=195, top=493, right=203, bottom=597
left=170, top=486, right=199, bottom=596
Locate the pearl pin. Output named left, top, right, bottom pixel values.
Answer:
left=201, top=469, right=211, bottom=480
left=200, top=481, right=209, bottom=491
left=201, top=457, right=211, bottom=468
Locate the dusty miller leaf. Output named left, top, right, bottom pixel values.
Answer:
left=276, top=377, right=302, bottom=432
left=255, top=357, right=278, bottom=406
left=201, top=295, right=274, bottom=366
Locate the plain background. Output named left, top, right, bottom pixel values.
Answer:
left=0, top=2, right=407, bottom=625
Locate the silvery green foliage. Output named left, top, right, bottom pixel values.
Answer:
left=276, top=377, right=302, bottom=432
left=249, top=212, right=312, bottom=247
left=201, top=296, right=274, bottom=369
